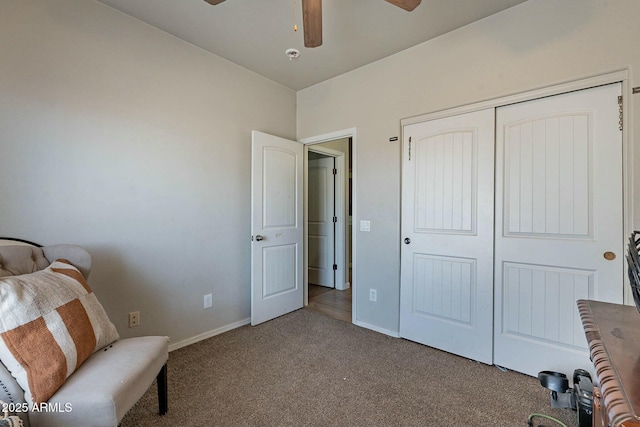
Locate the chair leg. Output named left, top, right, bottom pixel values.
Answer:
left=157, top=363, right=168, bottom=415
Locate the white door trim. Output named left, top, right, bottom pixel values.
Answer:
left=301, top=128, right=357, bottom=322
left=402, top=70, right=628, bottom=125
left=401, top=69, right=633, bottom=305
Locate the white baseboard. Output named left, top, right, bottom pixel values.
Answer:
left=354, top=320, right=400, bottom=338
left=336, top=281, right=350, bottom=291
left=168, top=317, right=251, bottom=352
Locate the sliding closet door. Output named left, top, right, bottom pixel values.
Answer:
left=493, top=83, right=623, bottom=377
left=400, top=109, right=495, bottom=364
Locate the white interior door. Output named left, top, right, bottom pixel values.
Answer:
left=251, top=131, right=303, bottom=326
left=400, top=109, right=495, bottom=364
left=308, top=156, right=335, bottom=288
left=493, top=83, right=623, bottom=376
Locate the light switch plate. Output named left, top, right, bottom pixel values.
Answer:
left=360, top=220, right=371, bottom=232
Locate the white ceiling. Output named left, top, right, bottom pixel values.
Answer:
left=95, top=0, right=526, bottom=91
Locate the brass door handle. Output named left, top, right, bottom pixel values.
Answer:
left=603, top=251, right=616, bottom=261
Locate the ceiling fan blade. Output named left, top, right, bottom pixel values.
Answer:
left=384, top=0, right=421, bottom=12
left=302, top=0, right=322, bottom=48
left=203, top=0, right=226, bottom=5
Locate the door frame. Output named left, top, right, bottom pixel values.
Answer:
left=401, top=69, right=633, bottom=304
left=307, top=145, right=347, bottom=291
left=300, top=128, right=357, bottom=321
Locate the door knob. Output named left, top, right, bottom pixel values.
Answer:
left=603, top=251, right=616, bottom=261
left=404, top=238, right=411, bottom=244
left=255, top=235, right=265, bottom=242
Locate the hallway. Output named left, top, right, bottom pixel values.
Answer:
left=307, top=284, right=352, bottom=323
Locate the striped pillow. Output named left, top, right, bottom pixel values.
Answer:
left=0, top=259, right=119, bottom=403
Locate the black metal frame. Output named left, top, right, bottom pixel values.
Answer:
left=626, top=230, right=640, bottom=312
left=0, top=237, right=42, bottom=247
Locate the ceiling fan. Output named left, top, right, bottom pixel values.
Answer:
left=203, top=0, right=422, bottom=48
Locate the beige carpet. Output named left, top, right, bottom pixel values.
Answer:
left=121, top=309, right=577, bottom=427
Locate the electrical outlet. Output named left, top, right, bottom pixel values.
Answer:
left=369, top=289, right=377, bottom=302
left=204, top=293, right=213, bottom=309
left=129, top=311, right=140, bottom=328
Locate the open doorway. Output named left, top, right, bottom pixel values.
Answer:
left=305, top=137, right=353, bottom=322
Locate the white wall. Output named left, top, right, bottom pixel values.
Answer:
left=3, top=0, right=639, bottom=346
left=0, top=0, right=296, bottom=346
left=297, top=0, right=640, bottom=333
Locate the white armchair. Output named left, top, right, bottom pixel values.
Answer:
left=0, top=239, right=168, bottom=427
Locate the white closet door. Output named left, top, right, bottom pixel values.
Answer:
left=400, top=109, right=495, bottom=364
left=308, top=156, right=336, bottom=288
left=493, top=83, right=623, bottom=376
